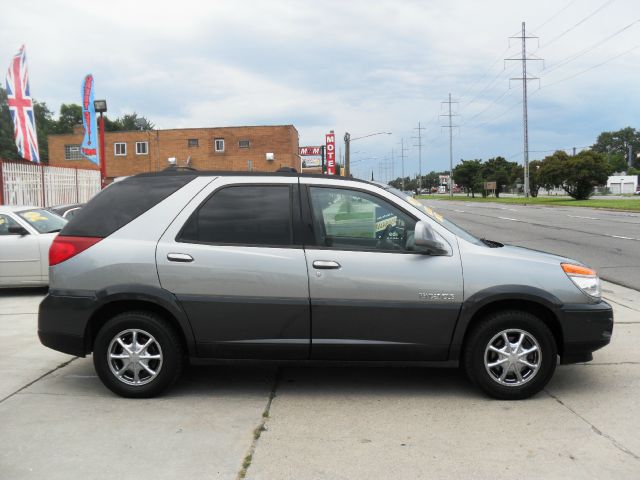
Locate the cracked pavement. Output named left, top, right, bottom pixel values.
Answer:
left=0, top=280, right=638, bottom=479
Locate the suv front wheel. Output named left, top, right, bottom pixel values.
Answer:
left=93, top=311, right=184, bottom=398
left=463, top=310, right=557, bottom=400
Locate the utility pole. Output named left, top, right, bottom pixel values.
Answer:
left=398, top=138, right=409, bottom=191
left=440, top=93, right=458, bottom=197
left=506, top=22, right=543, bottom=198
left=413, top=122, right=425, bottom=192
left=344, top=133, right=351, bottom=177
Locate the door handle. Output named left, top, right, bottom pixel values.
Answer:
left=167, top=253, right=194, bottom=263
left=312, top=260, right=341, bottom=270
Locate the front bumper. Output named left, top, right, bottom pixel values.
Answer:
left=38, top=293, right=95, bottom=357
left=558, top=300, right=613, bottom=364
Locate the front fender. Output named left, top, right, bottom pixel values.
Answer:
left=447, top=285, right=563, bottom=360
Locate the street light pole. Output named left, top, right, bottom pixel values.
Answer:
left=344, top=132, right=351, bottom=177
left=344, top=131, right=392, bottom=178
left=93, top=99, right=108, bottom=188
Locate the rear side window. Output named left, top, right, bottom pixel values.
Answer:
left=179, top=185, right=292, bottom=246
left=60, top=174, right=196, bottom=238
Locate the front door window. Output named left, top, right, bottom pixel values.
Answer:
left=308, top=187, right=421, bottom=252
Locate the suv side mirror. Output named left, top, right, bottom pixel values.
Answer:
left=414, top=221, right=449, bottom=255
left=8, top=225, right=29, bottom=236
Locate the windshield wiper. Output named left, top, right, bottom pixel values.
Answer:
left=480, top=238, right=504, bottom=248
left=46, top=228, right=62, bottom=233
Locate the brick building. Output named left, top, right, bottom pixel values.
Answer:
left=48, top=125, right=301, bottom=180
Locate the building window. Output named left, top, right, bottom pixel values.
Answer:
left=64, top=144, right=82, bottom=160
left=136, top=142, right=148, bottom=155
left=247, top=160, right=253, bottom=171
left=214, top=138, right=225, bottom=152
left=114, top=143, right=127, bottom=156
left=239, top=139, right=250, bottom=148
left=188, top=138, right=199, bottom=147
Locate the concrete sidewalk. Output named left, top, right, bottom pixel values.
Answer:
left=0, top=282, right=638, bottom=479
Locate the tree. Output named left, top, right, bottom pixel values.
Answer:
left=105, top=112, right=154, bottom=132
left=0, top=87, right=55, bottom=162
left=0, top=87, right=19, bottom=160
left=528, top=160, right=542, bottom=197
left=592, top=127, right=640, bottom=168
left=33, top=100, right=57, bottom=162
left=55, top=103, right=83, bottom=133
left=539, top=150, right=610, bottom=200
left=480, top=156, right=520, bottom=197
left=606, top=153, right=629, bottom=173
left=453, top=160, right=483, bottom=197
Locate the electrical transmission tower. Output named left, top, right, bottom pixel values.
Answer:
left=506, top=22, right=543, bottom=198
left=413, top=122, right=426, bottom=192
left=440, top=93, right=459, bottom=197
left=398, top=138, right=409, bottom=190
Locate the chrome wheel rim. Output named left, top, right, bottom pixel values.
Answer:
left=107, top=329, right=163, bottom=386
left=484, top=329, right=541, bottom=387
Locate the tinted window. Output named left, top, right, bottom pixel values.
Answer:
left=309, top=187, right=421, bottom=252
left=179, top=185, right=292, bottom=246
left=61, top=174, right=196, bottom=238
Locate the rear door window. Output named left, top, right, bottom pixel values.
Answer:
left=179, top=185, right=293, bottom=246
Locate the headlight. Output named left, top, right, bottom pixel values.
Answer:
left=561, top=263, right=601, bottom=300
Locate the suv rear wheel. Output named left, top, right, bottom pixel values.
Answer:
left=463, top=310, right=557, bottom=400
left=93, top=311, right=184, bottom=398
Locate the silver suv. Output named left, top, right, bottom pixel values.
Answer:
left=38, top=172, right=613, bottom=399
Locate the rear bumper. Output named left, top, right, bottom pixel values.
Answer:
left=558, top=300, right=613, bottom=364
left=38, top=293, right=95, bottom=357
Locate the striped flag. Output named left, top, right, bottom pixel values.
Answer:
left=6, top=45, right=40, bottom=163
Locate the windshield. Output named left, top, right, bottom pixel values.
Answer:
left=381, top=186, right=483, bottom=245
left=17, top=209, right=67, bottom=233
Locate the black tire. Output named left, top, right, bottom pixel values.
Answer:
left=463, top=310, right=557, bottom=400
left=93, top=311, right=184, bottom=398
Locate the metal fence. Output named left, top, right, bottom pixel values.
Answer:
left=0, top=160, right=101, bottom=207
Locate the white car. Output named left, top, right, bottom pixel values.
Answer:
left=0, top=206, right=67, bottom=288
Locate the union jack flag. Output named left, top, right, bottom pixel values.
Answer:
left=6, top=45, right=39, bottom=163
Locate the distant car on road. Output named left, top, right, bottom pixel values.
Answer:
left=47, top=203, right=84, bottom=219
left=0, top=206, right=67, bottom=288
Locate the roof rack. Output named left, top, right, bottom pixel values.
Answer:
left=133, top=169, right=374, bottom=185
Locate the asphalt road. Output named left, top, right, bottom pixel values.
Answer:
left=422, top=199, right=640, bottom=290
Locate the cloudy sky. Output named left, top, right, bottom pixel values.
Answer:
left=2, top=0, right=638, bottom=179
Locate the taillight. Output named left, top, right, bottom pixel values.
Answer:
left=49, top=236, right=103, bottom=266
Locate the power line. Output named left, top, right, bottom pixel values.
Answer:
left=542, top=44, right=639, bottom=88
left=458, top=46, right=512, bottom=104
left=531, top=0, right=579, bottom=33
left=544, top=19, right=639, bottom=74
left=460, top=62, right=518, bottom=112
left=539, top=0, right=616, bottom=50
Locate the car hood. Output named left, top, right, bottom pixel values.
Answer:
left=499, top=244, right=582, bottom=267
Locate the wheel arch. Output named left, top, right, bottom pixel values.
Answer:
left=449, top=286, right=564, bottom=361
left=84, top=285, right=196, bottom=357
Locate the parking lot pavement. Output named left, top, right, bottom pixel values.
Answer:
left=0, top=282, right=638, bottom=479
